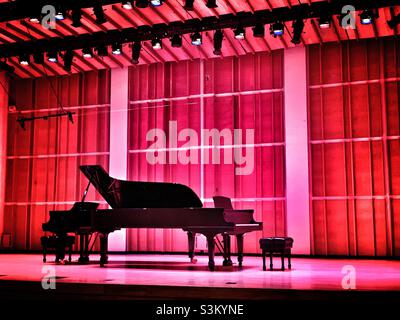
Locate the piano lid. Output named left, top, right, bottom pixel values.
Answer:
left=79, top=165, right=203, bottom=209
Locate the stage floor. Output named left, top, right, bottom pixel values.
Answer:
left=0, top=253, right=399, bottom=300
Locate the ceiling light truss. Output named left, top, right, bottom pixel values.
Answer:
left=0, top=0, right=398, bottom=59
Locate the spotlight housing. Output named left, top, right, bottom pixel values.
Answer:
left=191, top=32, right=202, bottom=46
left=97, top=45, right=108, bottom=57
left=318, top=17, right=331, bottom=29
left=82, top=47, right=94, bottom=58
left=112, top=43, right=122, bottom=55
left=71, top=9, right=82, bottom=28
left=19, top=54, right=30, bottom=66
left=131, top=42, right=142, bottom=64
left=252, top=23, right=265, bottom=38
left=33, top=52, right=44, bottom=64
left=152, top=38, right=162, bottom=50
left=55, top=7, right=66, bottom=20
left=47, top=52, right=58, bottom=63
left=150, top=0, right=163, bottom=6
left=387, top=14, right=400, bottom=29
left=63, top=50, right=73, bottom=72
left=360, top=10, right=373, bottom=25
left=291, top=19, right=304, bottom=45
left=318, top=14, right=331, bottom=29
left=234, top=26, right=245, bottom=40
left=270, top=22, right=284, bottom=37
left=122, top=1, right=133, bottom=9
left=206, top=0, right=217, bottom=8
left=184, top=0, right=194, bottom=11
left=136, top=0, right=149, bottom=8
left=170, top=34, right=182, bottom=48
left=213, top=30, right=223, bottom=55
left=93, top=4, right=107, bottom=24
left=29, top=14, right=41, bottom=24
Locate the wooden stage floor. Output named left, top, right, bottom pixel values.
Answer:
left=0, top=253, right=399, bottom=301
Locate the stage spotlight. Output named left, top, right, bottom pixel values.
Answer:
left=184, top=0, right=194, bottom=11
left=55, top=11, right=66, bottom=21
left=71, top=8, right=82, bottom=28
left=63, top=50, right=73, bottom=72
left=234, top=26, right=245, bottom=40
left=29, top=13, right=41, bottom=24
left=136, top=0, right=149, bottom=8
left=94, top=4, right=107, bottom=24
left=47, top=52, right=58, bottom=63
left=206, top=0, right=217, bottom=8
left=270, top=22, right=284, bottom=37
left=122, top=1, right=133, bottom=9
left=191, top=31, right=202, bottom=46
left=360, top=10, right=373, bottom=25
left=97, top=45, right=108, bottom=57
left=55, top=6, right=66, bottom=20
left=19, top=54, right=30, bottom=66
left=152, top=38, right=162, bottom=50
left=318, top=16, right=331, bottom=29
left=112, top=43, right=122, bottom=55
left=33, top=52, right=44, bottom=64
left=131, top=42, right=142, bottom=64
left=291, top=19, right=304, bottom=45
left=252, top=23, right=265, bottom=38
left=170, top=34, right=182, bottom=48
left=82, top=47, right=94, bottom=58
left=387, top=14, right=400, bottom=29
left=150, top=0, right=164, bottom=6
left=213, top=29, right=223, bottom=55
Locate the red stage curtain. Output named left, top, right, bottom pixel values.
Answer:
left=308, top=38, right=400, bottom=256
left=127, top=52, right=285, bottom=253
left=5, top=70, right=110, bottom=250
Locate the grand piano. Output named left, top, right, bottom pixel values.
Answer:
left=43, top=165, right=263, bottom=270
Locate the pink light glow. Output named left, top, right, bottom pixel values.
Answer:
left=284, top=47, right=311, bottom=255
left=108, top=68, right=129, bottom=251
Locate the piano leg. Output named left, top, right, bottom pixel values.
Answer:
left=42, top=242, right=47, bottom=263
left=205, top=234, right=216, bottom=271
left=55, top=236, right=66, bottom=263
left=222, top=234, right=233, bottom=267
left=99, top=233, right=109, bottom=267
left=187, top=231, right=197, bottom=263
left=78, top=234, right=90, bottom=263
left=236, top=234, right=244, bottom=268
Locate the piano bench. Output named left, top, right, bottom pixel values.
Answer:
left=41, top=235, right=75, bottom=263
left=259, top=237, right=294, bottom=271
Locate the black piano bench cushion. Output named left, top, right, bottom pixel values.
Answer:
left=41, top=235, right=75, bottom=263
left=259, top=237, right=294, bottom=271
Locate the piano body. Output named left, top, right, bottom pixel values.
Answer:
left=43, top=165, right=263, bottom=270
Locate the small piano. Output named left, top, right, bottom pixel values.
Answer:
left=43, top=165, right=263, bottom=270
